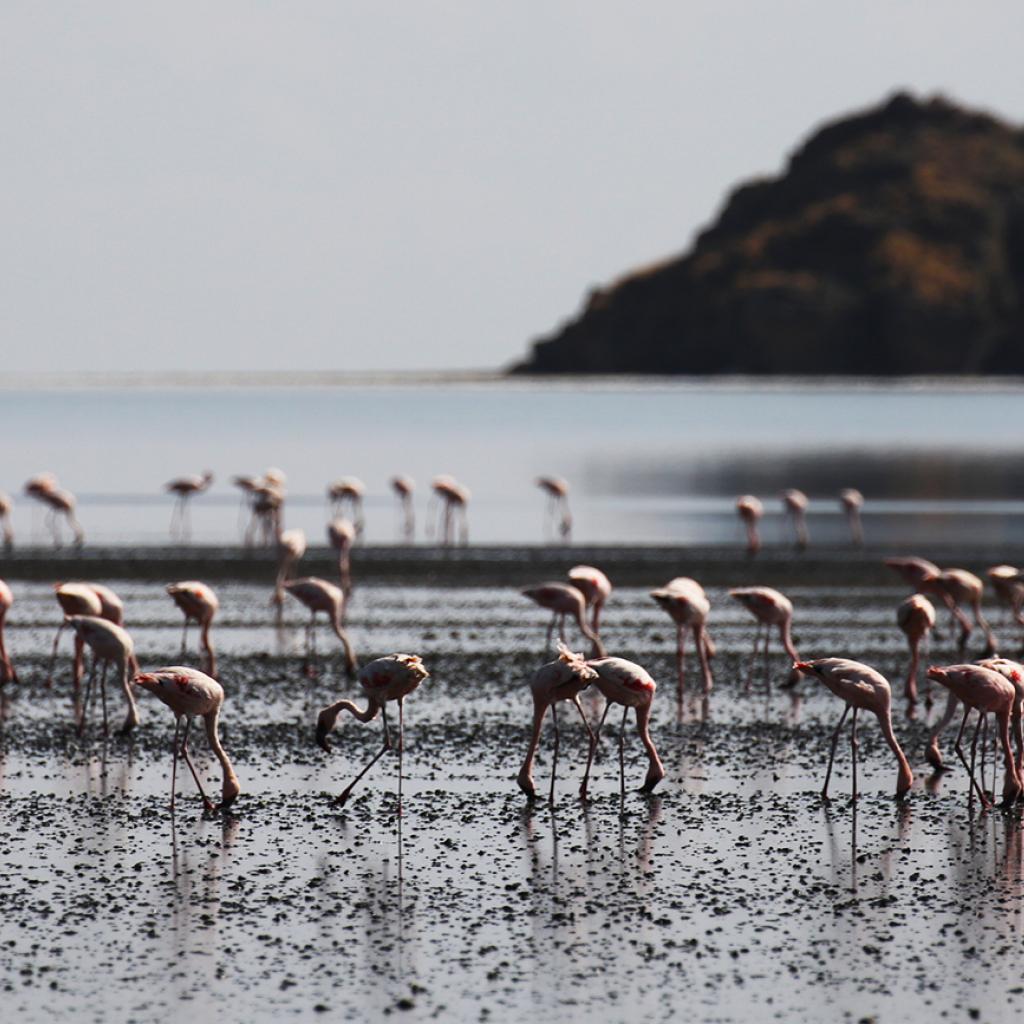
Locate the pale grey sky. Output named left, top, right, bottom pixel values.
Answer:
left=1, top=2, right=1021, bottom=374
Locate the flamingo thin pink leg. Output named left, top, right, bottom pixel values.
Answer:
left=953, top=707, right=989, bottom=807
left=618, top=705, right=628, bottom=801
left=170, top=716, right=182, bottom=813
left=549, top=703, right=560, bottom=805
left=582, top=701, right=612, bottom=797
left=179, top=717, right=215, bottom=811
left=849, top=707, right=859, bottom=801
left=821, top=704, right=851, bottom=800
left=573, top=696, right=596, bottom=800
left=337, top=708, right=392, bottom=806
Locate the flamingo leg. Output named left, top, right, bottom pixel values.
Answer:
left=676, top=625, right=686, bottom=701
left=582, top=701, right=612, bottom=798
left=549, top=703, right=560, bottom=805
left=850, top=707, right=859, bottom=801
left=180, top=618, right=189, bottom=658
left=179, top=717, right=215, bottom=812
left=99, top=660, right=109, bottom=737
left=398, top=698, right=405, bottom=818
left=821, top=704, right=851, bottom=800
left=618, top=705, right=628, bottom=801
left=953, top=707, right=989, bottom=808
left=573, top=695, right=597, bottom=800
left=78, top=659, right=97, bottom=735
left=336, top=706, right=392, bottom=807
left=170, top=716, right=182, bottom=812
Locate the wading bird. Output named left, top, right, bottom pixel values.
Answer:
left=521, top=582, right=606, bottom=658
left=729, top=586, right=800, bottom=685
left=566, top=565, right=612, bottom=638
left=924, top=569, right=997, bottom=656
left=925, top=663, right=1021, bottom=809
left=839, top=489, right=864, bottom=546
left=884, top=558, right=974, bottom=649
left=391, top=475, right=415, bottom=542
left=166, top=582, right=219, bottom=678
left=0, top=580, right=17, bottom=684
left=165, top=471, right=213, bottom=542
left=517, top=645, right=598, bottom=803
left=650, top=577, right=714, bottom=696
left=63, top=615, right=140, bottom=735
left=580, top=656, right=664, bottom=798
left=736, top=495, right=763, bottom=555
left=896, top=594, right=936, bottom=704
left=24, top=475, right=84, bottom=548
left=988, top=565, right=1024, bottom=628
left=283, top=577, right=357, bottom=678
left=0, top=493, right=13, bottom=550
left=429, top=476, right=470, bottom=546
left=134, top=666, right=240, bottom=814
left=536, top=476, right=572, bottom=541
left=327, top=478, right=365, bottom=537
left=273, top=528, right=307, bottom=612
left=794, top=658, right=913, bottom=801
left=327, top=517, right=356, bottom=598
left=49, top=582, right=124, bottom=688
left=782, top=489, right=809, bottom=549
left=316, top=653, right=429, bottom=810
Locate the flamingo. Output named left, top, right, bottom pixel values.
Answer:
left=566, top=565, right=612, bottom=638
left=736, top=495, right=763, bottom=555
left=925, top=663, right=1022, bottom=808
left=521, top=582, right=606, bottom=658
left=232, top=474, right=261, bottom=540
left=327, top=478, right=365, bottom=537
left=794, top=658, right=913, bottom=801
left=580, top=656, right=664, bottom=798
left=49, top=582, right=124, bottom=689
left=839, top=488, right=864, bottom=546
left=782, top=489, right=809, bottom=550
left=988, top=565, right=1024, bottom=628
left=923, top=569, right=997, bottom=656
left=327, top=517, right=356, bottom=598
left=729, top=586, right=801, bottom=685
left=133, top=666, right=240, bottom=813
left=24, top=475, right=83, bottom=548
left=0, top=580, right=17, bottom=684
left=165, top=471, right=213, bottom=542
left=0, top=492, right=13, bottom=550
left=273, top=528, right=307, bottom=611
left=883, top=557, right=974, bottom=646
left=391, top=476, right=415, bottom=542
left=429, top=476, right=469, bottom=546
left=283, top=578, right=357, bottom=678
left=166, top=582, right=219, bottom=678
left=316, top=653, right=429, bottom=810
left=896, top=594, right=936, bottom=703
left=536, top=476, right=572, bottom=542
left=249, top=480, right=285, bottom=547
left=63, top=615, right=140, bottom=735
left=517, top=644, right=599, bottom=802
left=925, top=657, right=1024, bottom=775
left=650, top=577, right=713, bottom=696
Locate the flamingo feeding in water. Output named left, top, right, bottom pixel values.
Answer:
left=896, top=594, right=936, bottom=704
left=649, top=577, right=714, bottom=697
left=0, top=492, right=13, bottom=550
left=566, top=565, right=612, bottom=639
left=63, top=615, right=140, bottom=735
left=24, top=474, right=84, bottom=548
left=736, top=495, right=763, bottom=555
left=166, top=582, right=219, bottom=678
left=839, top=489, right=864, bottom=546
left=794, top=658, right=913, bottom=801
left=327, top=478, right=365, bottom=537
left=535, top=476, right=572, bottom=542
left=988, top=565, right=1024, bottom=629
left=430, top=476, right=470, bottom=546
left=923, top=569, right=997, bottom=656
left=273, top=528, right=307, bottom=612
left=316, top=653, right=429, bottom=810
left=781, top=489, right=809, bottom=549
left=580, top=656, right=665, bottom=798
left=883, top=558, right=974, bottom=649
left=327, top=517, right=356, bottom=598
left=133, top=666, right=240, bottom=814
left=925, top=663, right=1022, bottom=809
left=48, top=583, right=124, bottom=689
left=521, top=582, right=606, bottom=658
left=165, top=471, right=213, bottom=542
left=0, top=580, right=17, bottom=684
left=729, top=586, right=801, bottom=686
left=391, top=475, right=415, bottom=542
left=283, top=577, right=358, bottom=678
left=517, top=644, right=598, bottom=803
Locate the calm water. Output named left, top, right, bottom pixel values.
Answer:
left=1, top=375, right=1022, bottom=547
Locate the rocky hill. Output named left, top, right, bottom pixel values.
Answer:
left=511, top=93, right=1024, bottom=375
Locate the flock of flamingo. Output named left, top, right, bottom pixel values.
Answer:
left=2, top=469, right=1024, bottom=821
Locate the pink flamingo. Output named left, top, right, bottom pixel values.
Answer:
left=327, top=517, right=356, bottom=598
left=925, top=663, right=1022, bottom=808
left=250, top=481, right=285, bottom=547
left=521, top=582, right=606, bottom=657
left=729, top=586, right=800, bottom=684
left=166, top=582, right=219, bottom=678
left=165, top=471, right=213, bottom=542
left=988, top=566, right=1024, bottom=628
left=782, top=489, right=809, bottom=549
left=566, top=565, right=612, bottom=638
left=327, top=478, right=365, bottom=537
left=316, top=653, right=429, bottom=810
left=536, top=476, right=572, bottom=541
left=0, top=579, right=17, bottom=684
left=794, top=658, right=913, bottom=800
left=580, top=656, right=664, bottom=798
left=133, top=666, right=240, bottom=813
left=24, top=474, right=84, bottom=548
left=896, top=594, right=936, bottom=703
left=883, top=557, right=974, bottom=647
left=273, top=528, right=307, bottom=611
left=650, top=577, right=713, bottom=696
left=391, top=476, right=415, bottom=541
left=429, top=476, right=470, bottom=546
left=0, top=492, right=13, bottom=550
left=283, top=577, right=358, bottom=678
left=517, top=644, right=599, bottom=802
left=924, top=569, right=997, bottom=656
left=48, top=582, right=124, bottom=688
left=63, top=615, right=140, bottom=735
left=736, top=495, right=763, bottom=555
left=839, top=488, right=864, bottom=546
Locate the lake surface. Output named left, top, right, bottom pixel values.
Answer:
left=1, top=374, right=1023, bottom=547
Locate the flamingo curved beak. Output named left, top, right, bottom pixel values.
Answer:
left=793, top=661, right=814, bottom=673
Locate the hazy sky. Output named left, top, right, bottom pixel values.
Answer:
left=2, top=3, right=1022, bottom=374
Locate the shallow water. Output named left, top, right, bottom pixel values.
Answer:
left=3, top=555, right=1024, bottom=1022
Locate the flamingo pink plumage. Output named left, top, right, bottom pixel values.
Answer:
left=896, top=594, right=936, bottom=703
left=391, top=476, right=415, bottom=541
left=165, top=471, right=213, bottom=542
left=63, top=615, right=140, bottom=735
left=166, top=581, right=219, bottom=678
left=782, top=489, right=809, bottom=550
left=536, top=476, right=572, bottom=541
left=283, top=577, right=357, bottom=678
left=730, top=586, right=800, bottom=685
left=566, top=565, right=612, bottom=638
left=736, top=495, right=763, bottom=555
left=650, top=577, right=714, bottom=696
left=327, top=517, right=356, bottom=598
left=522, top=582, right=606, bottom=658
left=0, top=579, right=17, bottom=684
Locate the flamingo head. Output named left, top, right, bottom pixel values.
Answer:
left=926, top=665, right=947, bottom=683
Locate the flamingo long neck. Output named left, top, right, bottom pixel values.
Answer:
left=877, top=708, right=912, bottom=788
left=204, top=708, right=239, bottom=796
left=906, top=641, right=920, bottom=699
left=200, top=622, right=217, bottom=677
left=575, top=606, right=605, bottom=659
left=996, top=710, right=1022, bottom=800
left=696, top=625, right=714, bottom=695
left=779, top=617, right=799, bottom=663
left=518, top=697, right=548, bottom=794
